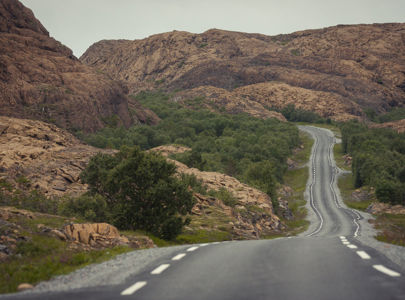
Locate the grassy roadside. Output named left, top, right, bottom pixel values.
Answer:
left=0, top=210, right=135, bottom=294
left=373, top=214, right=405, bottom=247
left=333, top=143, right=351, bottom=172
left=332, top=130, right=405, bottom=247
left=278, top=130, right=314, bottom=236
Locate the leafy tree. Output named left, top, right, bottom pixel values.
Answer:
left=340, top=122, right=405, bottom=205
left=81, top=146, right=195, bottom=239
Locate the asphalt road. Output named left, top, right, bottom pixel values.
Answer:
left=4, top=126, right=405, bottom=299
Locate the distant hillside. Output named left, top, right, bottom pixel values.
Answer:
left=81, top=24, right=405, bottom=121
left=0, top=0, right=158, bottom=133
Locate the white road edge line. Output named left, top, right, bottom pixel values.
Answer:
left=187, top=246, right=199, bottom=252
left=373, top=265, right=401, bottom=277
left=347, top=244, right=358, bottom=249
left=172, top=253, right=186, bottom=261
left=151, top=264, right=170, bottom=275
left=339, top=236, right=345, bottom=239
left=199, top=243, right=209, bottom=247
left=121, top=281, right=147, bottom=296
left=356, top=251, right=371, bottom=259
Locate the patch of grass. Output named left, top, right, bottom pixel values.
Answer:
left=337, top=173, right=373, bottom=211
left=374, top=214, right=405, bottom=247
left=0, top=235, right=131, bottom=294
left=294, top=131, right=313, bottom=165
left=279, top=129, right=314, bottom=236
left=124, top=230, right=178, bottom=248
left=333, top=143, right=351, bottom=171
left=208, top=188, right=238, bottom=208
left=177, top=229, right=231, bottom=244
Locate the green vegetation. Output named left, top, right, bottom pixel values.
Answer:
left=80, top=146, right=194, bottom=240
left=340, top=122, right=405, bottom=205
left=0, top=240, right=131, bottom=294
left=337, top=172, right=374, bottom=210
left=374, top=214, right=405, bottom=247
left=333, top=143, right=350, bottom=171
left=376, top=107, right=405, bottom=123
left=281, top=131, right=313, bottom=235
left=82, top=92, right=300, bottom=201
left=0, top=208, right=132, bottom=294
left=269, top=104, right=329, bottom=124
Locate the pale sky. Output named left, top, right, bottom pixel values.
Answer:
left=21, top=0, right=405, bottom=57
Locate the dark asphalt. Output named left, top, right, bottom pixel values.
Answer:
left=3, top=126, right=405, bottom=299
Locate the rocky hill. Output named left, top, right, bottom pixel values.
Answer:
left=0, top=0, right=158, bottom=133
left=81, top=24, right=405, bottom=121
left=0, top=117, right=285, bottom=240
left=0, top=116, right=116, bottom=197
left=150, top=145, right=284, bottom=239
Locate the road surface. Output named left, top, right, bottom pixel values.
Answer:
left=4, top=126, right=405, bottom=300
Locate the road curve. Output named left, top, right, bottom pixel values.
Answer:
left=298, top=125, right=361, bottom=238
left=3, top=126, right=405, bottom=300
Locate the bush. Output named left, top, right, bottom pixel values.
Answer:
left=81, top=146, right=195, bottom=240
left=58, top=194, right=109, bottom=222
left=340, top=122, right=405, bottom=205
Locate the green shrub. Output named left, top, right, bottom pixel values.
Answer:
left=340, top=122, right=405, bottom=205
left=81, top=146, right=195, bottom=240
left=58, top=194, right=109, bottom=222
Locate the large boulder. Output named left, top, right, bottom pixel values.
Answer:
left=63, top=223, right=129, bottom=248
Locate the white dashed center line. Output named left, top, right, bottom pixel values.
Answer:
left=373, top=265, right=401, bottom=277
left=347, top=244, right=358, bottom=249
left=187, top=246, right=199, bottom=252
left=199, top=243, right=209, bottom=247
left=342, top=241, right=350, bottom=245
left=151, top=264, right=170, bottom=275
left=172, top=253, right=186, bottom=261
left=121, top=281, right=147, bottom=296
left=356, top=251, right=371, bottom=259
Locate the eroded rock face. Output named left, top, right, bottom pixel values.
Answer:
left=174, top=86, right=287, bottom=121
left=0, top=0, right=158, bottom=133
left=150, top=145, right=284, bottom=239
left=63, top=223, right=129, bottom=248
left=0, top=116, right=115, bottom=197
left=81, top=25, right=405, bottom=120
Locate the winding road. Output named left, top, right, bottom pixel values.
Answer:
left=4, top=126, right=405, bottom=300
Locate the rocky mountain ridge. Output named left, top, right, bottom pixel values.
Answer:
left=0, top=0, right=158, bottom=133
left=81, top=24, right=405, bottom=121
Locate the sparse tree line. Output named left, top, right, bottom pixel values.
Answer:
left=340, top=122, right=405, bottom=205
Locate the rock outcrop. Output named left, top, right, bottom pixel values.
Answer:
left=369, top=119, right=405, bottom=133
left=0, top=0, right=158, bottom=133
left=151, top=145, right=284, bottom=239
left=367, top=202, right=405, bottom=215
left=63, top=223, right=129, bottom=248
left=0, top=116, right=114, bottom=197
left=81, top=24, right=405, bottom=120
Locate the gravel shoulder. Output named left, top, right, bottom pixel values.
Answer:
left=4, top=245, right=190, bottom=296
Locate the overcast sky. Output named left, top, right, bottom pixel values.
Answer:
left=21, top=0, right=405, bottom=57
